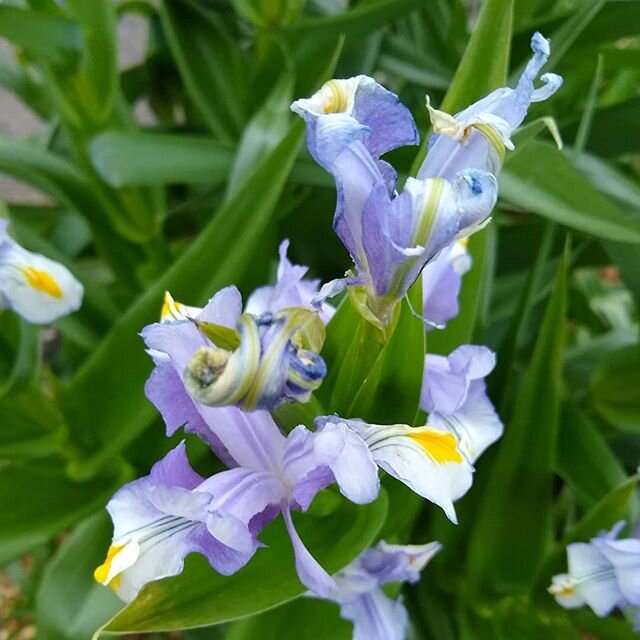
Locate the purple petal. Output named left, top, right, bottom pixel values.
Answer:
left=341, top=591, right=408, bottom=640
left=282, top=506, right=337, bottom=598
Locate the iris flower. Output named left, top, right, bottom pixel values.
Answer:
left=0, top=219, right=83, bottom=324
left=315, top=540, right=441, bottom=640
left=549, top=521, right=640, bottom=619
left=291, top=33, right=561, bottom=326
left=96, top=411, right=379, bottom=602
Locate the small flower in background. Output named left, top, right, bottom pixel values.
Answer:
left=549, top=521, right=640, bottom=622
left=420, top=344, right=503, bottom=463
left=0, top=220, right=83, bottom=324
left=97, top=411, right=380, bottom=601
left=418, top=32, right=563, bottom=180
left=313, top=540, right=442, bottom=640
left=316, top=415, right=473, bottom=524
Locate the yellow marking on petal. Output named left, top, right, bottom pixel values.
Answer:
left=323, top=80, right=348, bottom=114
left=409, top=428, right=463, bottom=464
left=457, top=238, right=469, bottom=249
left=22, top=266, right=63, bottom=298
left=160, top=291, right=185, bottom=321
left=548, top=581, right=576, bottom=597
left=94, top=544, right=125, bottom=586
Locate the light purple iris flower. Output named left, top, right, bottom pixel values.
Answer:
left=292, top=78, right=497, bottom=313
left=245, top=239, right=334, bottom=324
left=143, top=242, right=331, bottom=428
left=97, top=411, right=380, bottom=602
left=420, top=345, right=503, bottom=463
left=421, top=239, right=471, bottom=329
left=419, top=32, right=563, bottom=180
left=550, top=521, right=640, bottom=620
left=314, top=540, right=441, bottom=640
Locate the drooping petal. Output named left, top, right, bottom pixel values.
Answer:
left=321, top=417, right=473, bottom=523
left=0, top=227, right=83, bottom=324
left=360, top=541, right=442, bottom=585
left=95, top=443, right=256, bottom=602
left=422, top=240, right=471, bottom=329
left=418, top=32, right=562, bottom=180
left=282, top=506, right=337, bottom=598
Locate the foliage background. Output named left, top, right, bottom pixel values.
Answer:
left=0, top=0, right=639, bottom=638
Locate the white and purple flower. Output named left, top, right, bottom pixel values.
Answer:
left=0, top=219, right=83, bottom=324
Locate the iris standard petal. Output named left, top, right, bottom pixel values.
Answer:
left=342, top=590, right=409, bottom=640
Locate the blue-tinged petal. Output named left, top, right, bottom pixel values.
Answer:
left=594, top=537, right=640, bottom=606
left=291, top=76, right=418, bottom=168
left=566, top=542, right=623, bottom=616
left=418, top=32, right=562, bottom=180
left=361, top=541, right=442, bottom=585
left=96, top=443, right=256, bottom=603
left=422, top=240, right=471, bottom=329
left=361, top=169, right=497, bottom=300
left=310, top=421, right=380, bottom=505
left=245, top=240, right=334, bottom=323
left=282, top=506, right=337, bottom=598
left=341, top=590, right=408, bottom=640
left=421, top=345, right=496, bottom=415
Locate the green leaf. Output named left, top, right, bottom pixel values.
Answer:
left=160, top=0, right=247, bottom=142
left=0, top=137, right=142, bottom=289
left=411, top=0, right=514, bottom=172
left=283, top=0, right=424, bottom=53
left=467, top=242, right=568, bottom=601
left=62, top=122, right=304, bottom=479
left=36, top=512, right=123, bottom=640
left=99, top=493, right=388, bottom=634
left=0, top=319, right=41, bottom=396
left=225, top=598, right=351, bottom=640
left=64, top=0, right=118, bottom=123
left=90, top=131, right=235, bottom=187
left=590, top=345, right=640, bottom=433
left=0, top=6, right=81, bottom=68
left=500, top=141, right=640, bottom=243
left=556, top=401, right=628, bottom=508
left=0, top=388, right=67, bottom=459
left=349, top=283, right=425, bottom=424
left=225, top=73, right=294, bottom=198
left=0, top=461, right=128, bottom=566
